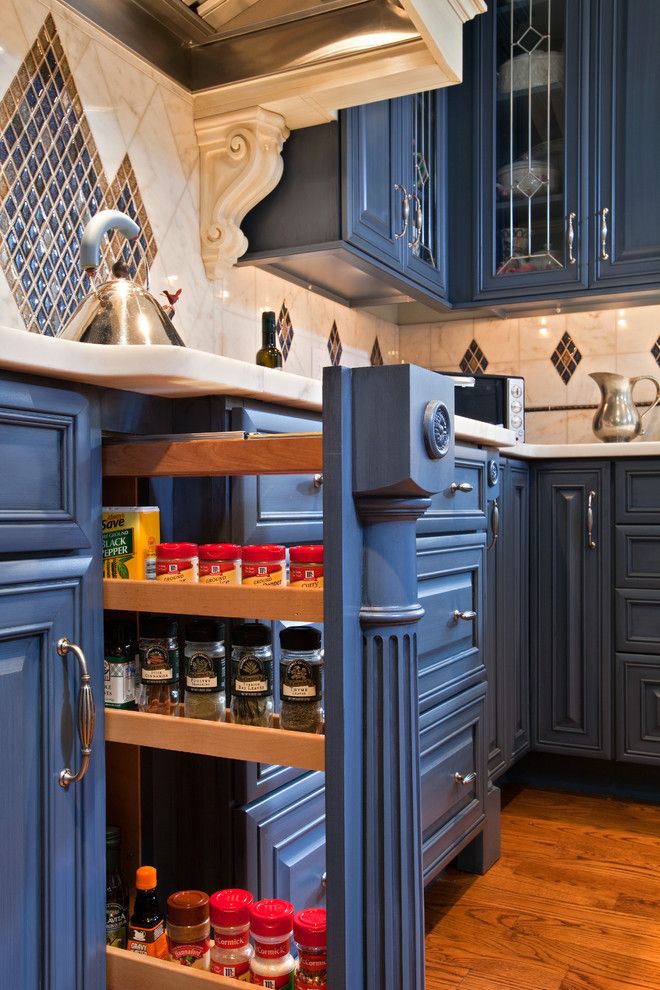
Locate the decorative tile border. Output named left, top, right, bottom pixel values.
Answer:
left=460, top=338, right=488, bottom=375
left=276, top=300, right=293, bottom=361
left=370, top=336, right=383, bottom=366
left=327, top=319, right=342, bottom=366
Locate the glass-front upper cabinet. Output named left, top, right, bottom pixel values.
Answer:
left=476, top=0, right=587, bottom=300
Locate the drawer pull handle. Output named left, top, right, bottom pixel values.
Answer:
left=454, top=771, right=477, bottom=785
left=313, top=473, right=324, bottom=489
left=450, top=482, right=473, bottom=494
left=321, top=872, right=327, bottom=888
left=394, top=183, right=410, bottom=240
left=453, top=609, right=477, bottom=623
left=586, top=489, right=597, bottom=550
left=599, top=206, right=609, bottom=261
left=57, top=637, right=96, bottom=790
left=487, top=498, right=499, bottom=551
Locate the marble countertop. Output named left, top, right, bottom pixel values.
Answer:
left=504, top=440, right=660, bottom=459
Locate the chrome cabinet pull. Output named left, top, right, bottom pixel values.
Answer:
left=454, top=771, right=477, bottom=785
left=487, top=498, right=499, bottom=551
left=408, top=193, right=422, bottom=250
left=600, top=207, right=609, bottom=261
left=586, top=490, right=597, bottom=550
left=567, top=211, right=576, bottom=265
left=449, top=481, right=473, bottom=494
left=313, top=473, right=324, bottom=489
left=453, top=609, right=477, bottom=622
left=394, top=183, right=410, bottom=240
left=58, top=637, right=96, bottom=790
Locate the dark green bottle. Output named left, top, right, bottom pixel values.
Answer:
left=106, top=826, right=128, bottom=948
left=256, top=311, right=283, bottom=369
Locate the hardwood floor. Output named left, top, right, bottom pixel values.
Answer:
left=425, top=786, right=660, bottom=990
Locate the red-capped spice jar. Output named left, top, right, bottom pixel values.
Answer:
left=166, top=890, right=210, bottom=969
left=241, top=545, right=286, bottom=587
left=294, top=908, right=326, bottom=989
left=209, top=888, right=254, bottom=980
left=155, top=543, right=199, bottom=583
left=199, top=544, right=241, bottom=585
left=289, top=546, right=323, bottom=590
left=249, top=899, right=295, bottom=988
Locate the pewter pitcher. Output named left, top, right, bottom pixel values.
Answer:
left=590, top=371, right=660, bottom=442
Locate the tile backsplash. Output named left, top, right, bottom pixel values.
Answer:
left=0, top=0, right=399, bottom=375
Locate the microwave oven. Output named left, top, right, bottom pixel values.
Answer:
left=448, top=374, right=525, bottom=442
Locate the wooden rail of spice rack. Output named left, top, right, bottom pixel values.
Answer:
left=107, top=945, right=243, bottom=988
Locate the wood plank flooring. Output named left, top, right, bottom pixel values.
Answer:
left=425, top=786, right=660, bottom=990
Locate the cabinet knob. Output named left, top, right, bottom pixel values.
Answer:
left=321, top=872, right=327, bottom=889
left=449, top=481, right=473, bottom=494
left=313, top=473, right=324, bottom=489
left=57, top=637, right=96, bottom=790
left=453, top=609, right=477, bottom=623
left=454, top=771, right=477, bottom=785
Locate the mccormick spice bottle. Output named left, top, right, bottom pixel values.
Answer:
left=289, top=546, right=324, bottom=590
left=155, top=542, right=199, bottom=583
left=279, top=626, right=324, bottom=734
left=241, top=544, right=286, bottom=586
left=127, top=866, right=168, bottom=959
left=105, top=826, right=128, bottom=948
left=249, top=899, right=295, bottom=988
left=209, top=888, right=254, bottom=980
left=104, top=619, right=137, bottom=710
left=137, top=615, right=181, bottom=715
left=230, top=623, right=274, bottom=727
left=294, top=908, right=327, bottom=990
left=166, top=890, right=211, bottom=969
left=184, top=619, right=226, bottom=722
left=199, top=544, right=241, bottom=585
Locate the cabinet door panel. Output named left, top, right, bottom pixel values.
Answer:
left=593, top=0, right=660, bottom=285
left=0, top=557, right=104, bottom=990
left=615, top=461, right=660, bottom=524
left=615, top=526, right=660, bottom=589
left=418, top=448, right=488, bottom=535
left=615, top=590, right=660, bottom=655
left=616, top=654, right=660, bottom=764
left=532, top=464, right=612, bottom=757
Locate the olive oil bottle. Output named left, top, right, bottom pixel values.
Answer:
left=256, top=311, right=283, bottom=369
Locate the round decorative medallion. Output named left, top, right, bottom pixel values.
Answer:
left=488, top=458, right=500, bottom=487
left=423, top=400, right=452, bottom=459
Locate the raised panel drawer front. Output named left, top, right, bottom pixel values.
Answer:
left=416, top=533, right=485, bottom=711
left=615, top=526, right=660, bottom=589
left=420, top=684, right=486, bottom=885
left=0, top=379, right=95, bottom=552
left=616, top=655, right=660, bottom=764
left=418, top=448, right=488, bottom=535
left=615, top=590, right=660, bottom=654
left=615, top=461, right=660, bottom=525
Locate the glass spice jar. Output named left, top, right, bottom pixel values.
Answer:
left=249, top=899, right=295, bottom=989
left=184, top=619, right=226, bottom=721
left=241, top=544, right=286, bottom=587
left=289, top=546, right=324, bottom=590
left=166, top=890, right=211, bottom=969
left=155, top=542, right=199, bottom=583
left=137, top=615, right=180, bottom=715
left=279, top=626, right=324, bottom=734
left=199, top=544, right=241, bottom=585
left=294, top=908, right=327, bottom=990
left=230, top=623, right=274, bottom=727
left=209, top=888, right=254, bottom=980
left=104, top=618, right=137, bottom=710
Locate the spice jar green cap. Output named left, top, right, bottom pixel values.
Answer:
left=279, top=625, right=321, bottom=652
left=232, top=622, right=271, bottom=648
left=185, top=618, right=225, bottom=642
left=167, top=890, right=209, bottom=926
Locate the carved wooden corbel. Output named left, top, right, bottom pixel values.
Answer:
left=194, top=107, right=289, bottom=277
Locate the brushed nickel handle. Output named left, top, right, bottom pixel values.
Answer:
left=408, top=193, right=422, bottom=250
left=631, top=376, right=660, bottom=433
left=58, top=637, right=96, bottom=789
left=450, top=481, right=473, bottom=494
left=394, top=183, right=410, bottom=240
left=454, top=771, right=477, bottom=785
left=313, top=473, right=324, bottom=489
left=600, top=207, right=609, bottom=261
left=321, top=872, right=327, bottom=889
left=567, top=211, right=576, bottom=265
left=487, top=498, right=499, bottom=551
left=453, top=609, right=477, bottom=622
left=586, top=490, right=597, bottom=551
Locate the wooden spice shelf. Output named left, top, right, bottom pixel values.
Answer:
left=102, top=432, right=323, bottom=477
left=107, top=946, right=244, bottom=989
left=104, top=579, right=324, bottom=622
left=105, top=709, right=325, bottom=771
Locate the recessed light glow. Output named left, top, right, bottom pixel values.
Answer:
left=538, top=326, right=549, bottom=337
left=618, top=318, right=627, bottom=328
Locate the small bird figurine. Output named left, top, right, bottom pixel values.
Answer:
left=162, top=288, right=182, bottom=319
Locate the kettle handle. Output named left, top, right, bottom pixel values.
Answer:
left=632, top=376, right=660, bottom=432
left=81, top=209, right=140, bottom=275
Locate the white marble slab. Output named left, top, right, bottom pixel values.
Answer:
left=504, top=440, right=660, bottom=459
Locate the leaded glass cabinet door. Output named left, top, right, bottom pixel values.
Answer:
left=477, top=0, right=587, bottom=300
left=402, top=90, right=448, bottom=298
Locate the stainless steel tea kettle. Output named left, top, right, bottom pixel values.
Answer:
left=58, top=209, right=184, bottom=346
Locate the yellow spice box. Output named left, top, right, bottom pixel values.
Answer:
left=102, top=506, right=160, bottom=580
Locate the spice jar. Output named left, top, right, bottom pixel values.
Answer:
left=249, top=899, right=295, bottom=988
left=184, top=619, right=226, bottom=722
left=242, top=544, right=286, bottom=587
left=199, top=544, right=241, bottom=585
left=156, top=542, right=199, bottom=583
left=230, top=623, right=274, bottom=726
left=166, top=890, right=211, bottom=969
left=104, top=619, right=137, bottom=710
left=279, top=626, right=324, bottom=734
left=289, top=546, right=324, bottom=590
left=294, top=908, right=327, bottom=990
left=209, top=888, right=254, bottom=979
left=137, top=615, right=180, bottom=715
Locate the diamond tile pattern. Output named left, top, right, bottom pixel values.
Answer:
left=327, top=320, right=342, bottom=366
left=276, top=300, right=293, bottom=361
left=551, top=330, right=582, bottom=383
left=106, top=156, right=156, bottom=288
left=460, top=339, right=489, bottom=376
left=652, top=336, right=660, bottom=367
left=0, top=14, right=157, bottom=334
left=370, top=336, right=383, bottom=366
